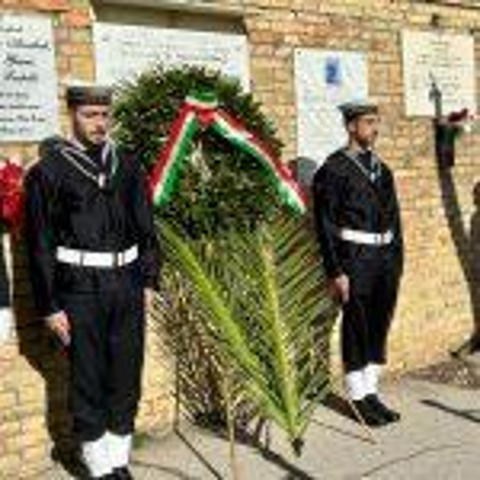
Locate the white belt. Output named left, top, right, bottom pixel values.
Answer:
left=338, top=228, right=393, bottom=246
left=56, top=245, right=139, bottom=268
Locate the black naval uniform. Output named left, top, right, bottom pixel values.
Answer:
left=25, top=137, right=161, bottom=442
left=313, top=147, right=403, bottom=373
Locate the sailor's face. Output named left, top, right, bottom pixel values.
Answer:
left=72, top=104, right=111, bottom=146
left=349, top=113, right=380, bottom=149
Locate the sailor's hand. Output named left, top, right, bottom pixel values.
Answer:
left=329, top=274, right=350, bottom=304
left=46, top=311, right=71, bottom=346
left=144, top=288, right=155, bottom=311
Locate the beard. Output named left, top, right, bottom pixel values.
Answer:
left=357, top=133, right=377, bottom=150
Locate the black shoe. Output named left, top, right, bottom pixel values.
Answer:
left=352, top=399, right=390, bottom=427
left=365, top=394, right=401, bottom=423
left=113, top=467, right=134, bottom=479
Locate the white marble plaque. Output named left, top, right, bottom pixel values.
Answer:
left=294, top=49, right=368, bottom=185
left=93, top=23, right=250, bottom=90
left=402, top=30, right=476, bottom=117
left=0, top=14, right=59, bottom=142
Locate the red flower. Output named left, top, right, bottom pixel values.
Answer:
left=0, top=158, right=24, bottom=233
left=447, top=108, right=469, bottom=124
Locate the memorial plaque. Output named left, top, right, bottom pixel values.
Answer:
left=294, top=49, right=368, bottom=184
left=402, top=30, right=476, bottom=117
left=94, top=23, right=250, bottom=90
left=0, top=14, right=59, bottom=142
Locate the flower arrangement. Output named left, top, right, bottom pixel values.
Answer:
left=115, top=67, right=333, bottom=451
left=0, top=156, right=22, bottom=345
left=445, top=108, right=476, bottom=136
left=0, top=157, right=24, bottom=234
left=435, top=108, right=476, bottom=168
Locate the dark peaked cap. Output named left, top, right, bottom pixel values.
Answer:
left=66, top=82, right=113, bottom=107
left=338, top=99, right=379, bottom=123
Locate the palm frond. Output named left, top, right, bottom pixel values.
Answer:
left=155, top=212, right=336, bottom=446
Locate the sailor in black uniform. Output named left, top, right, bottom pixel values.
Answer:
left=312, top=100, right=403, bottom=426
left=25, top=83, right=161, bottom=479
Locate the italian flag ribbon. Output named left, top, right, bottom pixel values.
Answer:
left=149, top=92, right=306, bottom=214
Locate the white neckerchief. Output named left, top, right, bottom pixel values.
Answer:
left=343, top=147, right=382, bottom=183
left=61, top=138, right=118, bottom=189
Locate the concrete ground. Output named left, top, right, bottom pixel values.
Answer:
left=41, top=355, right=480, bottom=480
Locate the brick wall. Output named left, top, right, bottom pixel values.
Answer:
left=0, top=0, right=479, bottom=476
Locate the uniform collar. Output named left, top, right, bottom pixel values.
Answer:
left=66, top=138, right=114, bottom=168
left=343, top=147, right=382, bottom=182
left=59, top=138, right=119, bottom=189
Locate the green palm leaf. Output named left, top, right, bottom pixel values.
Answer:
left=157, top=212, right=336, bottom=447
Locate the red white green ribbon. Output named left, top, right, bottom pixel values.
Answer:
left=149, top=92, right=306, bottom=214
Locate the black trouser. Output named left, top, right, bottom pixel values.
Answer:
left=341, top=248, right=401, bottom=373
left=58, top=267, right=145, bottom=442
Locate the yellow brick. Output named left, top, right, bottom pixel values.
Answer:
left=0, top=453, right=21, bottom=474
left=0, top=420, right=21, bottom=437
left=0, top=391, right=16, bottom=411
left=68, top=57, right=95, bottom=79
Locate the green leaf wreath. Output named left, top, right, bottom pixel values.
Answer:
left=114, top=66, right=335, bottom=450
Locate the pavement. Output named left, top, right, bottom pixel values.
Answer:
left=38, top=355, right=480, bottom=480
